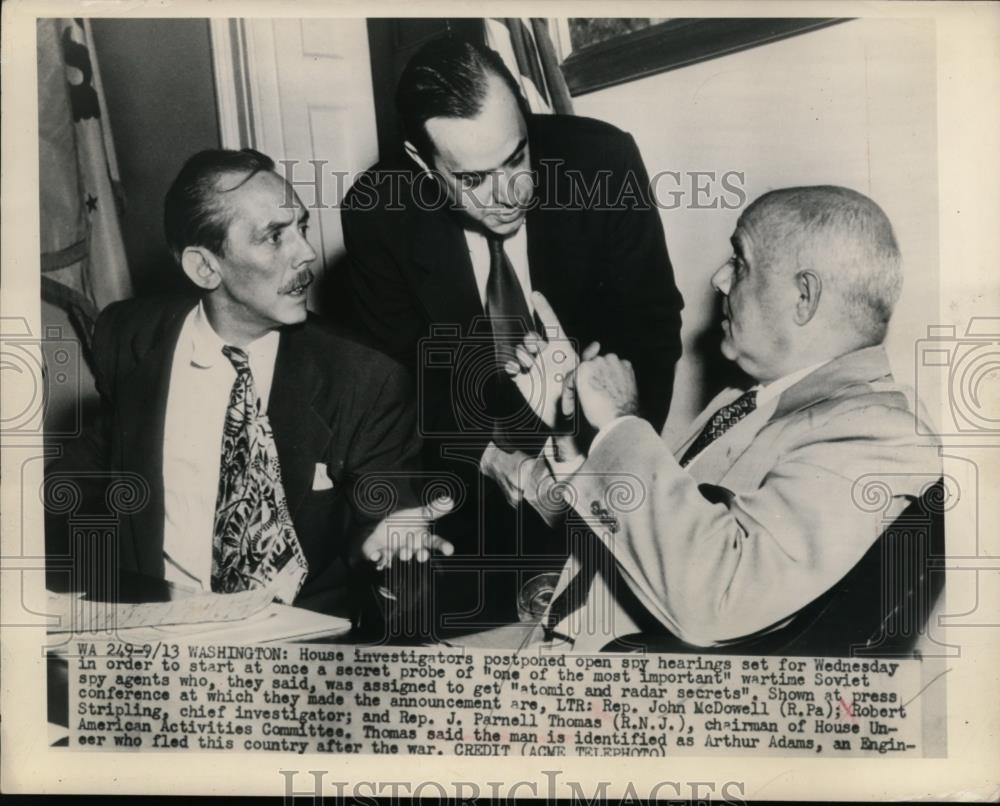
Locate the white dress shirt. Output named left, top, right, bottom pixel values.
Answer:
left=161, top=303, right=281, bottom=590
left=463, top=223, right=534, bottom=314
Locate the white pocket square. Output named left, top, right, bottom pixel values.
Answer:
left=312, top=463, right=335, bottom=491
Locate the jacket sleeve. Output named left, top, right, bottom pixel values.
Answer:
left=592, top=133, right=683, bottom=432
left=566, top=407, right=940, bottom=646
left=340, top=359, right=429, bottom=629
left=343, top=361, right=423, bottom=554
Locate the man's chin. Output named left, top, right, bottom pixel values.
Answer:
left=485, top=213, right=526, bottom=236
left=279, top=303, right=309, bottom=326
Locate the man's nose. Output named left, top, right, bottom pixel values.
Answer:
left=297, top=230, right=317, bottom=264
left=712, top=261, right=733, bottom=295
left=492, top=169, right=527, bottom=208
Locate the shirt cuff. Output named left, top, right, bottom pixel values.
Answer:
left=542, top=436, right=586, bottom=481
left=590, top=415, right=642, bottom=455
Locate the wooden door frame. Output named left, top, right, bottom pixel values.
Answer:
left=210, top=18, right=285, bottom=153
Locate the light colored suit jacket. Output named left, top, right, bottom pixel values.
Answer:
left=539, top=345, right=941, bottom=652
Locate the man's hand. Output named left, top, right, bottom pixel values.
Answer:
left=480, top=442, right=533, bottom=508
left=577, top=354, right=639, bottom=431
left=361, top=496, right=455, bottom=570
left=504, top=291, right=598, bottom=428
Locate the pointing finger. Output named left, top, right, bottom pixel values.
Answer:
left=531, top=292, right=564, bottom=339
left=430, top=535, right=455, bottom=556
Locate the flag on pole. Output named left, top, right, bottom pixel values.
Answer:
left=38, top=17, right=132, bottom=355
left=485, top=18, right=574, bottom=115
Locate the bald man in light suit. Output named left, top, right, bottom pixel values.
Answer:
left=505, top=185, right=941, bottom=652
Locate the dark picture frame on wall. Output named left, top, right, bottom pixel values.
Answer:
left=562, top=17, right=850, bottom=96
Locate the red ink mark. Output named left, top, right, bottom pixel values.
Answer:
left=838, top=697, right=856, bottom=722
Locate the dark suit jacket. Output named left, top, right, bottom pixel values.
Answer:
left=46, top=295, right=421, bottom=621
left=339, top=113, right=683, bottom=440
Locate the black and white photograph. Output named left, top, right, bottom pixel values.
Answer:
left=2, top=1, right=998, bottom=801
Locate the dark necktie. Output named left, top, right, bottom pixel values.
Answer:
left=486, top=235, right=533, bottom=366
left=211, top=345, right=308, bottom=603
left=483, top=235, right=546, bottom=451
left=679, top=389, right=758, bottom=467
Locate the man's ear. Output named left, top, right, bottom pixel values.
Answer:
left=180, top=247, right=222, bottom=291
left=403, top=140, right=433, bottom=176
left=793, top=269, right=822, bottom=325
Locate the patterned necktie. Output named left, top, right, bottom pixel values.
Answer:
left=679, top=389, right=758, bottom=467
left=486, top=235, right=533, bottom=366
left=211, top=345, right=308, bottom=603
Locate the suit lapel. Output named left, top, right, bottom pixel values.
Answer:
left=267, top=327, right=334, bottom=519
left=524, top=118, right=569, bottom=320
left=409, top=179, right=484, bottom=331
left=118, top=301, right=193, bottom=576
left=524, top=163, right=548, bottom=299
left=687, top=403, right=773, bottom=483
left=670, top=387, right=745, bottom=456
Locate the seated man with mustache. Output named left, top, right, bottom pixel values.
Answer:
left=46, top=148, right=453, bottom=630
left=505, top=185, right=941, bottom=653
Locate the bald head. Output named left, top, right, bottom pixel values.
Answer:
left=740, top=185, right=902, bottom=344
left=713, top=186, right=903, bottom=382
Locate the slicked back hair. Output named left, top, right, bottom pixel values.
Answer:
left=741, top=185, right=903, bottom=344
left=396, top=36, right=529, bottom=163
left=164, top=148, right=275, bottom=264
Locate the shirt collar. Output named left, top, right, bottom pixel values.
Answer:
left=754, top=359, right=830, bottom=406
left=189, top=302, right=226, bottom=368
left=188, top=301, right=281, bottom=369
left=463, top=220, right=528, bottom=250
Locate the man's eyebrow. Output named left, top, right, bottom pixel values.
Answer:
left=256, top=209, right=301, bottom=238
left=452, top=137, right=528, bottom=179
left=502, top=137, right=528, bottom=166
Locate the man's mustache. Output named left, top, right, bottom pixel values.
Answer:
left=279, top=268, right=314, bottom=295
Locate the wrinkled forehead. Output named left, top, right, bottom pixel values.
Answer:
left=424, top=75, right=526, bottom=172
left=733, top=197, right=796, bottom=261
left=216, top=169, right=304, bottom=227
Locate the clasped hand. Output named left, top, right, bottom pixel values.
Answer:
left=504, top=291, right=639, bottom=438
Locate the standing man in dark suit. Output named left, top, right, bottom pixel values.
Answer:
left=46, top=148, right=453, bottom=630
left=339, top=37, right=683, bottom=630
